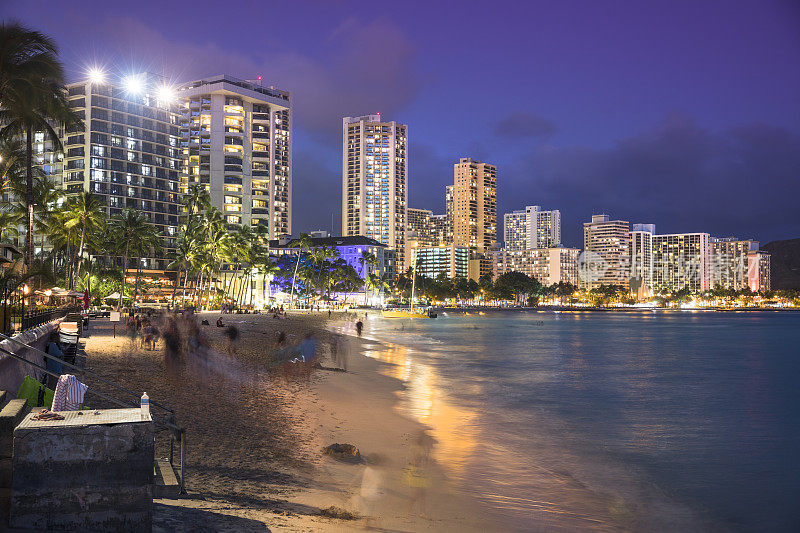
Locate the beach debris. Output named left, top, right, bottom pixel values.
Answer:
left=322, top=443, right=363, bottom=463
left=319, top=506, right=359, bottom=520
left=31, top=409, right=64, bottom=421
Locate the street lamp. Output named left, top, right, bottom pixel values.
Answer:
left=88, top=67, right=106, bottom=84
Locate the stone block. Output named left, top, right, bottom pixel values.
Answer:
left=0, top=457, right=10, bottom=487
left=0, top=399, right=27, bottom=457
left=9, top=408, right=153, bottom=532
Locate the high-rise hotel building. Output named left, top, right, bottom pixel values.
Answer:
left=651, top=232, right=711, bottom=293
left=445, top=184, right=454, bottom=243
left=342, top=115, right=408, bottom=271
left=581, top=214, right=631, bottom=290
left=503, top=205, right=561, bottom=251
left=629, top=223, right=655, bottom=298
left=710, top=237, right=770, bottom=292
left=452, top=158, right=497, bottom=256
left=62, top=75, right=183, bottom=270
left=177, top=76, right=292, bottom=237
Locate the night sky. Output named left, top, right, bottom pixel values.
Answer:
left=5, top=0, right=800, bottom=247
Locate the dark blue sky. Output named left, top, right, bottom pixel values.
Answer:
left=5, top=0, right=800, bottom=246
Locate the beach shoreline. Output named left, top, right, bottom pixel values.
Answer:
left=80, top=310, right=491, bottom=531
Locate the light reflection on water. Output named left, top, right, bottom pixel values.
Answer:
left=356, top=310, right=800, bottom=532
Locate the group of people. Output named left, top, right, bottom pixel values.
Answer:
left=126, top=313, right=160, bottom=351
left=272, top=331, right=320, bottom=381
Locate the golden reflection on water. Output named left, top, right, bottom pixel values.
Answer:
left=363, top=341, right=480, bottom=478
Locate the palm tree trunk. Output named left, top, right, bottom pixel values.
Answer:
left=25, top=125, right=34, bottom=268
left=76, top=218, right=87, bottom=289
left=171, top=266, right=181, bottom=307
left=119, top=241, right=129, bottom=310
left=182, top=269, right=189, bottom=302
left=133, top=263, right=141, bottom=305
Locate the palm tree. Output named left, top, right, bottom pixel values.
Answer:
left=359, top=250, right=378, bottom=279
left=289, top=233, right=313, bottom=306
left=109, top=208, right=160, bottom=309
left=256, top=257, right=280, bottom=306
left=166, top=232, right=193, bottom=307
left=63, top=192, right=104, bottom=288
left=0, top=210, right=19, bottom=242
left=0, top=23, right=81, bottom=266
left=180, top=183, right=210, bottom=228
left=0, top=137, right=28, bottom=196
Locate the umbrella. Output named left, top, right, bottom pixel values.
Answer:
left=105, top=292, right=121, bottom=300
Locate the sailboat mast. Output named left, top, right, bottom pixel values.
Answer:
left=410, top=247, right=417, bottom=311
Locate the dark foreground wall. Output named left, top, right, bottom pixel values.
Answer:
left=10, top=409, right=154, bottom=531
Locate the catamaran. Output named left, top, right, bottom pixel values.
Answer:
left=382, top=248, right=431, bottom=318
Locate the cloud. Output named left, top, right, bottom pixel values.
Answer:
left=494, top=113, right=557, bottom=140
left=499, top=113, right=800, bottom=246
left=22, top=11, right=420, bottom=145
left=291, top=148, right=341, bottom=234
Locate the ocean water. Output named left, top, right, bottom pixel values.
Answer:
left=357, top=310, right=800, bottom=532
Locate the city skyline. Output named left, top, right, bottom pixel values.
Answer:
left=5, top=0, right=800, bottom=249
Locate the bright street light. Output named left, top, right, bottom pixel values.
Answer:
left=88, top=67, right=106, bottom=84
left=123, top=74, right=144, bottom=95
left=154, top=84, right=176, bottom=105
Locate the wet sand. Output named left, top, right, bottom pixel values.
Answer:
left=81, top=311, right=490, bottom=531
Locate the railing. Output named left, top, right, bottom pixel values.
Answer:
left=1, top=306, right=82, bottom=337
left=21, top=306, right=82, bottom=333
left=0, top=332, right=186, bottom=494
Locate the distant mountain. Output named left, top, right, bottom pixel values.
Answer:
left=763, top=238, right=800, bottom=290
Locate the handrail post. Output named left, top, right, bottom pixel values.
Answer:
left=179, top=430, right=186, bottom=495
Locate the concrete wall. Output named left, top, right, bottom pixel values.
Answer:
left=0, top=320, right=61, bottom=394
left=10, top=415, right=154, bottom=531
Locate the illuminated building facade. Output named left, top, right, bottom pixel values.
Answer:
left=445, top=184, right=454, bottom=244
left=709, top=237, right=771, bottom=292
left=503, top=210, right=527, bottom=251
left=342, top=114, right=408, bottom=272
left=431, top=214, right=450, bottom=246
left=493, top=247, right=580, bottom=286
left=748, top=251, right=771, bottom=292
left=629, top=223, right=655, bottom=298
left=414, top=245, right=469, bottom=280
left=407, top=208, right=437, bottom=247
left=452, top=158, right=497, bottom=255
left=710, top=238, right=759, bottom=291
left=503, top=205, right=561, bottom=251
left=178, top=75, right=292, bottom=238
left=651, top=232, right=711, bottom=293
left=452, top=158, right=496, bottom=279
left=270, top=235, right=392, bottom=281
left=581, top=214, right=630, bottom=290
left=62, top=74, right=182, bottom=270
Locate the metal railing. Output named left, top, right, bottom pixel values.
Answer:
left=0, top=303, right=83, bottom=337
left=0, top=331, right=186, bottom=494
left=22, top=306, right=82, bottom=332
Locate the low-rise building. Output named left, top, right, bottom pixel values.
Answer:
left=269, top=235, right=393, bottom=280
left=493, top=247, right=580, bottom=286
left=414, top=245, right=469, bottom=280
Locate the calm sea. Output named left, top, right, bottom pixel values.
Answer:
left=357, top=310, right=800, bottom=532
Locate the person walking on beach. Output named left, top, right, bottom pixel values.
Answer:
left=355, top=320, right=363, bottom=337
left=224, top=324, right=239, bottom=355
left=404, top=431, right=433, bottom=516
left=358, top=465, right=383, bottom=527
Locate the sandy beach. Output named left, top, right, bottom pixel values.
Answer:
left=80, top=311, right=491, bottom=532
